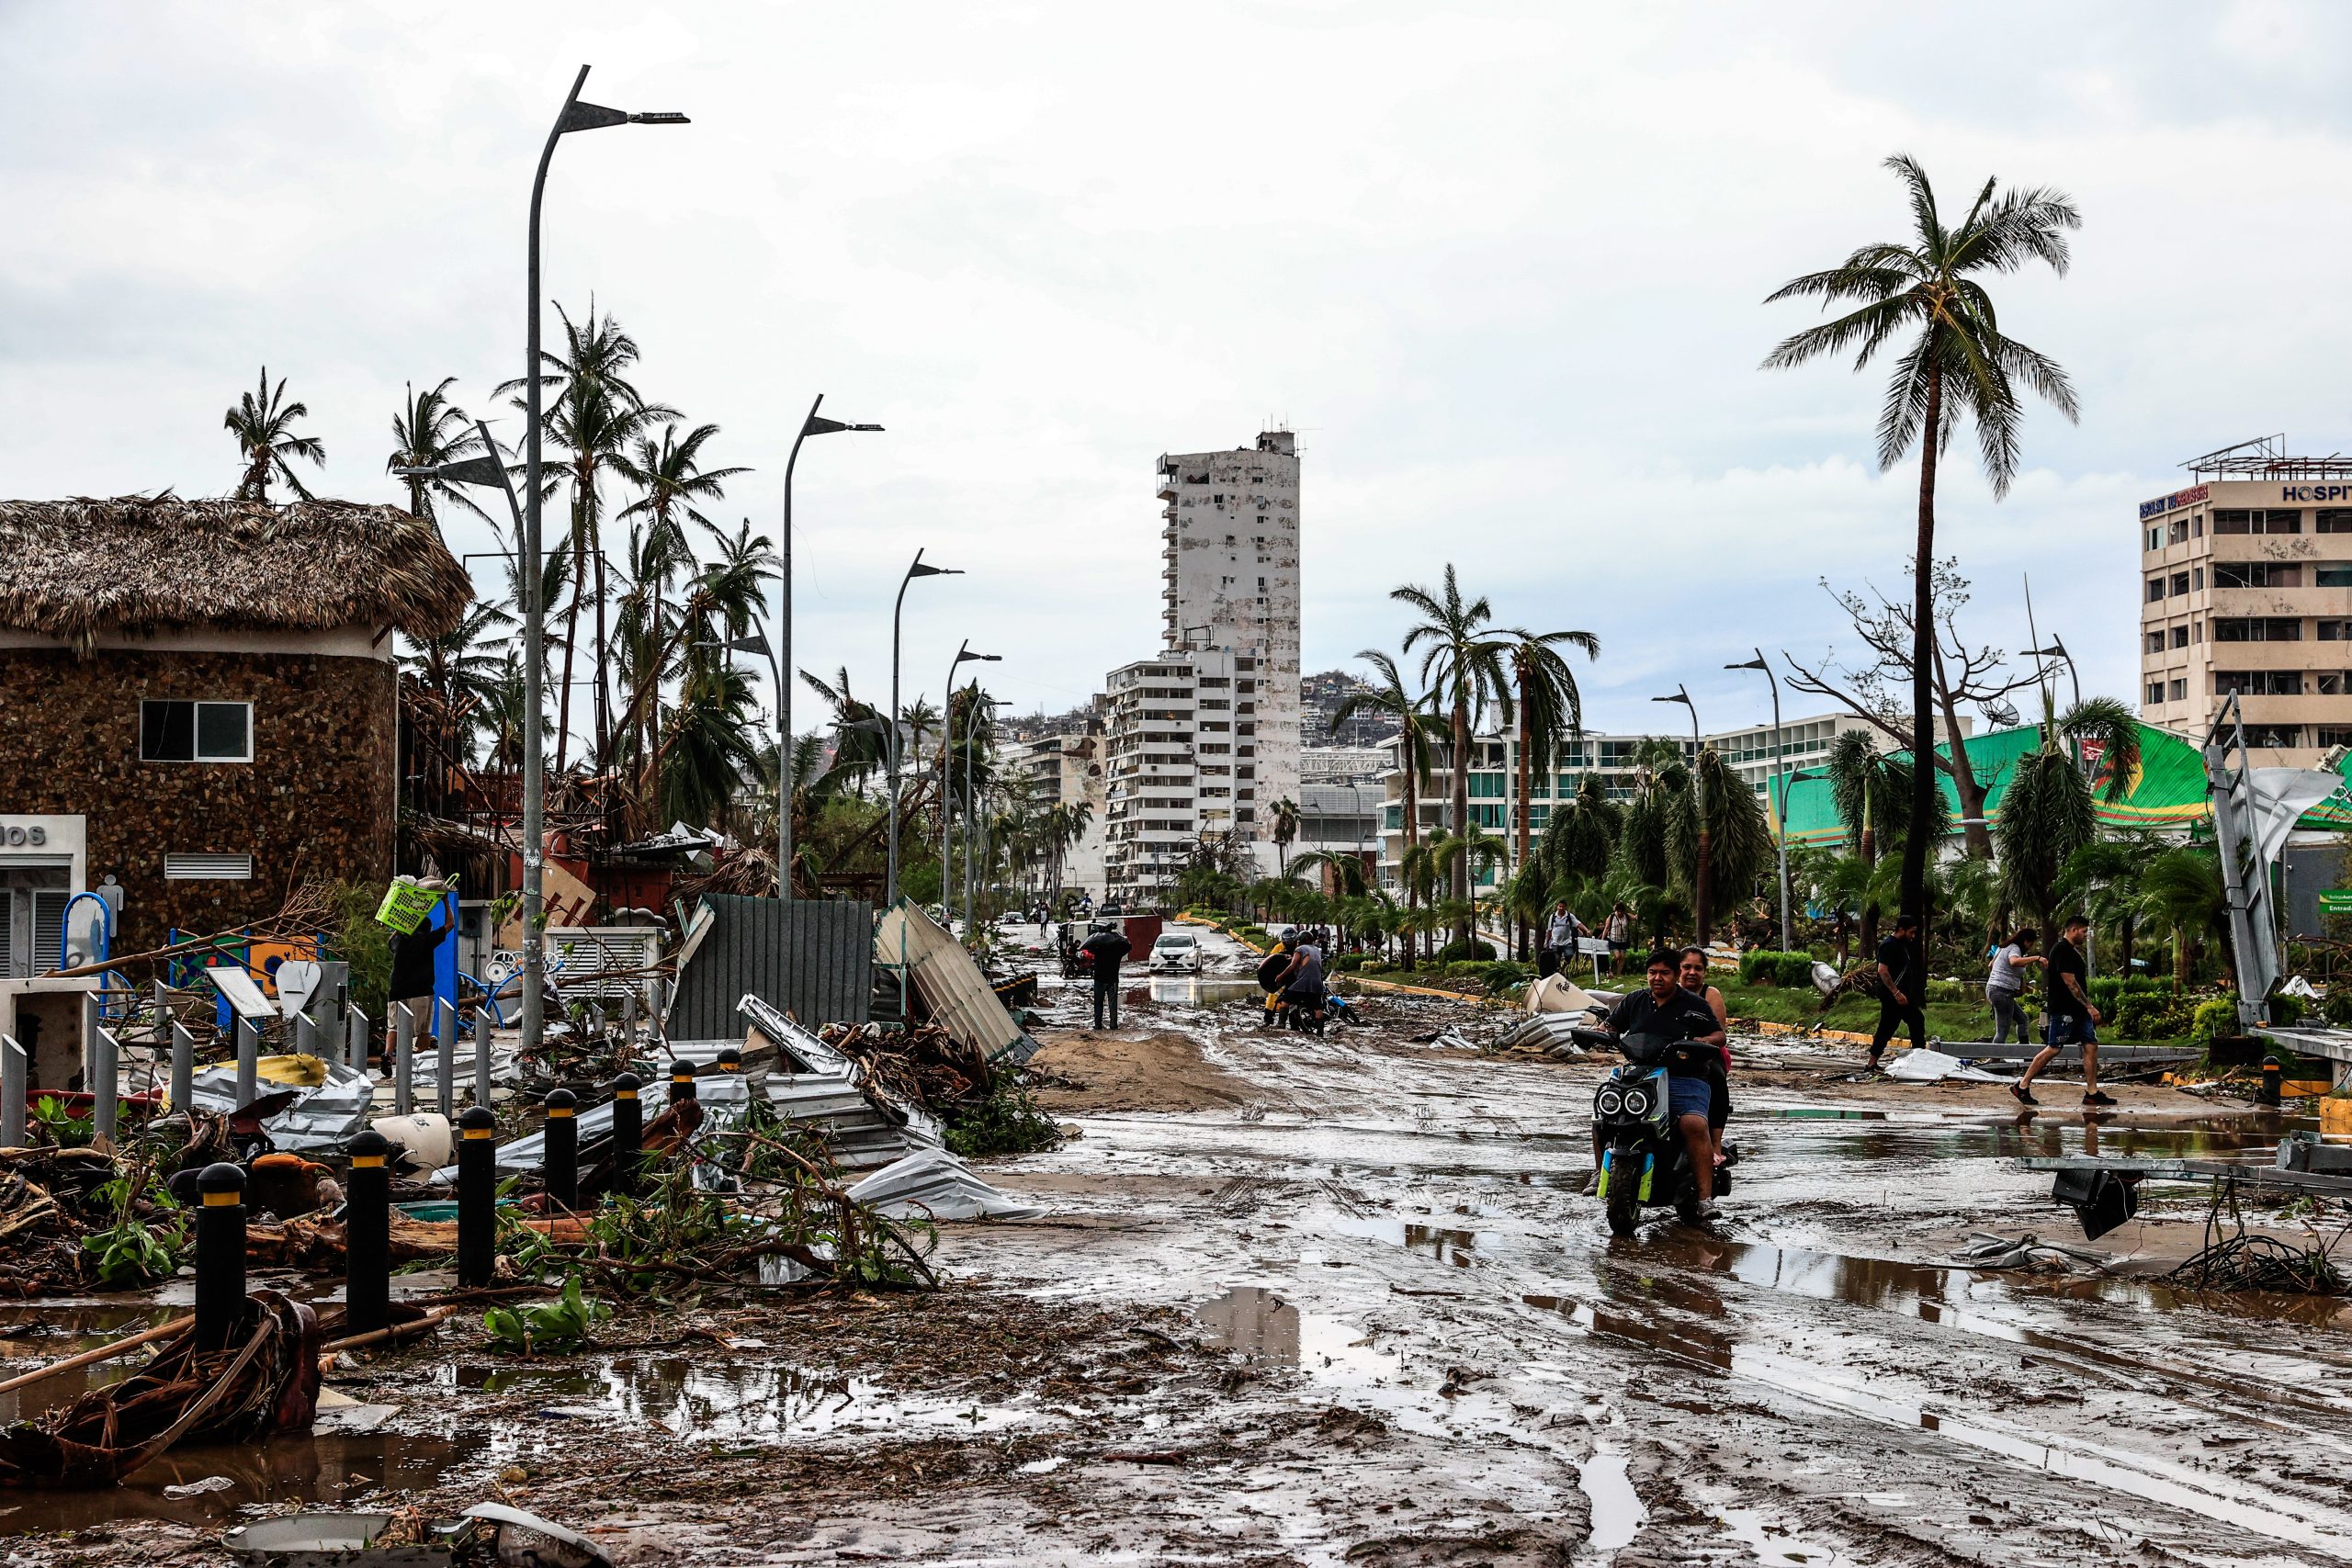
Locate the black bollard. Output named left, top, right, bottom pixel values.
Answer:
left=345, top=1129, right=392, bottom=1336
left=717, top=1043, right=741, bottom=1075
left=543, top=1089, right=578, bottom=1211
left=194, top=1162, right=248, bottom=1353
left=611, top=1073, right=643, bottom=1196
left=457, top=1104, right=496, bottom=1288
left=670, top=1058, right=698, bottom=1103
left=2260, top=1055, right=2282, bottom=1109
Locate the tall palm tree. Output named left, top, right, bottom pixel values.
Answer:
left=399, top=600, right=515, bottom=764
left=1996, top=696, right=2141, bottom=935
left=387, top=378, right=489, bottom=523
left=1765, top=154, right=2081, bottom=930
left=1269, top=797, right=1301, bottom=864
left=1668, top=749, right=1775, bottom=944
left=1540, top=773, right=1619, bottom=886
left=225, top=367, right=325, bottom=502
left=1333, top=649, right=1441, bottom=931
left=1501, top=626, right=1600, bottom=881
left=1393, top=565, right=1515, bottom=945
left=500, top=301, right=679, bottom=770
left=2140, top=847, right=2227, bottom=989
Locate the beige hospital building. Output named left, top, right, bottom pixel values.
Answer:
left=2138, top=439, right=2352, bottom=769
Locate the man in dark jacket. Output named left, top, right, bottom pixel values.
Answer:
left=1080, top=921, right=1133, bottom=1030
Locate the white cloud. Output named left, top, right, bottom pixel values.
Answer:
left=4, top=0, right=2350, bottom=735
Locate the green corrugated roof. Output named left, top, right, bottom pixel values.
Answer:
left=1776, top=720, right=2350, bottom=847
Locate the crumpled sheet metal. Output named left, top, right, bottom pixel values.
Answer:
left=1883, top=1047, right=2008, bottom=1084
left=187, top=1061, right=372, bottom=1153
left=843, top=1147, right=1043, bottom=1222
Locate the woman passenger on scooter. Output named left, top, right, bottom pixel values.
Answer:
left=1585, top=951, right=1726, bottom=1219
left=1679, top=948, right=1734, bottom=1179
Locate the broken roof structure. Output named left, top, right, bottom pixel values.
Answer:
left=0, top=493, right=473, bottom=653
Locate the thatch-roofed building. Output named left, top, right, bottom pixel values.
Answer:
left=0, top=495, right=472, bottom=966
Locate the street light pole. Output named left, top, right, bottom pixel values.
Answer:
left=779, top=396, right=883, bottom=902
left=1652, top=684, right=1707, bottom=944
left=938, top=643, right=999, bottom=935
left=1727, top=649, right=1792, bottom=953
left=888, top=550, right=961, bottom=908
left=518, top=65, right=686, bottom=1058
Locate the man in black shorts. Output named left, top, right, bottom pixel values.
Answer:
left=2014, top=913, right=2109, bottom=1108
left=1869, top=912, right=1926, bottom=1071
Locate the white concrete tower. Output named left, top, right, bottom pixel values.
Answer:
left=1150, top=430, right=1301, bottom=849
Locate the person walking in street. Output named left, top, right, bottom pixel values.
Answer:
left=1275, top=931, right=1328, bottom=1032
left=1080, top=920, right=1133, bottom=1031
left=1541, top=901, right=1584, bottom=979
left=1867, top=912, right=1926, bottom=1072
left=1986, top=928, right=2043, bottom=1046
left=1603, top=902, right=1634, bottom=976
left=2014, top=914, right=2109, bottom=1108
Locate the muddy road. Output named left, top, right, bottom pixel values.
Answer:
left=9, top=951, right=2351, bottom=1565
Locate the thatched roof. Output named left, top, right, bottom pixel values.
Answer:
left=0, top=494, right=474, bottom=651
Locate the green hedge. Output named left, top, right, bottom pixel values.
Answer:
left=1329, top=953, right=1367, bottom=973
left=2114, top=989, right=2197, bottom=1040
left=1738, top=950, right=1815, bottom=987
left=1436, top=939, right=1498, bottom=962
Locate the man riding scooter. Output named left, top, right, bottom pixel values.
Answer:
left=1581, top=950, right=1727, bottom=1223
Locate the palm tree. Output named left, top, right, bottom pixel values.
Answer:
left=1997, top=696, right=2141, bottom=936
left=225, top=367, right=325, bottom=502
left=801, top=667, right=888, bottom=795
left=399, top=600, right=515, bottom=764
left=2058, top=831, right=2160, bottom=979
left=2140, top=847, right=2227, bottom=989
left=1501, top=626, right=1600, bottom=882
left=501, top=302, right=680, bottom=770
left=1668, top=749, right=1775, bottom=945
left=1333, top=649, right=1441, bottom=935
left=387, top=378, right=490, bottom=523
left=1286, top=849, right=1367, bottom=899
left=1765, top=153, right=2081, bottom=930
left=1393, top=565, right=1515, bottom=945
left=1269, top=797, right=1301, bottom=864
left=1540, top=773, right=1619, bottom=886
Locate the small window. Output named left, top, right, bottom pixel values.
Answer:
left=2170, top=625, right=2189, bottom=649
left=2215, top=510, right=2252, bottom=535
left=2319, top=726, right=2352, bottom=747
left=2170, top=571, right=2191, bottom=597
left=2321, top=620, right=2352, bottom=641
left=2146, top=682, right=2165, bottom=705
left=2167, top=678, right=2188, bottom=702
left=2319, top=563, right=2352, bottom=587
left=140, top=701, right=252, bottom=762
left=2147, top=578, right=2166, bottom=603
left=2168, top=519, right=2190, bottom=546
left=2318, top=509, right=2352, bottom=534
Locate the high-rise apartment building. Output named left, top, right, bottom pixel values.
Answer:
left=2138, top=438, right=2352, bottom=767
left=1102, top=430, right=1302, bottom=899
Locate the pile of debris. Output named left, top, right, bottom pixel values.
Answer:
left=820, top=1021, right=996, bottom=1119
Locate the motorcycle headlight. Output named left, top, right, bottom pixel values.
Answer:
left=1622, top=1088, right=1652, bottom=1116
left=1596, top=1088, right=1623, bottom=1116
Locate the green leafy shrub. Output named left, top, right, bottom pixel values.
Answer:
left=1329, top=953, right=1366, bottom=973
left=2119, top=976, right=2174, bottom=996
left=2088, top=976, right=2124, bottom=1014
left=328, top=880, right=394, bottom=1026
left=2324, top=989, right=2352, bottom=1029
left=1437, top=939, right=1498, bottom=962
left=1923, top=979, right=1971, bottom=1006
left=944, top=1075, right=1062, bottom=1158
left=483, top=1277, right=609, bottom=1356
left=2114, top=990, right=2197, bottom=1040
left=2270, top=993, right=2305, bottom=1026
left=1737, top=950, right=1814, bottom=987
left=2190, top=997, right=2237, bottom=1046
left=1361, top=960, right=1394, bottom=976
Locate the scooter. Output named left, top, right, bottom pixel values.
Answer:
left=1569, top=1021, right=1724, bottom=1236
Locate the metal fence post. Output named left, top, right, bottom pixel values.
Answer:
left=81, top=990, right=99, bottom=1092
left=621, top=990, right=637, bottom=1049
left=435, top=998, right=457, bottom=1120
left=347, top=1009, right=370, bottom=1074
left=234, top=1016, right=258, bottom=1108
left=295, top=1011, right=318, bottom=1058
left=171, top=1021, right=194, bottom=1116
left=474, top=1008, right=493, bottom=1108
left=0, top=1036, right=24, bottom=1147
left=91, top=1028, right=119, bottom=1145
left=393, top=1003, right=414, bottom=1117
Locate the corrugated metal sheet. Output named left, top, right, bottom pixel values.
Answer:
left=670, top=896, right=872, bottom=1037
left=873, top=902, right=1033, bottom=1062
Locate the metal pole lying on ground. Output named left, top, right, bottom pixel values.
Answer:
left=393, top=1003, right=414, bottom=1117
left=234, top=1017, right=258, bottom=1108
left=543, top=1089, right=578, bottom=1209
left=194, top=1163, right=247, bottom=1353
left=436, top=998, right=457, bottom=1120
left=345, top=1129, right=392, bottom=1337
left=1, top=1036, right=25, bottom=1147
left=171, top=1022, right=193, bottom=1117
left=457, top=1106, right=496, bottom=1289
left=611, top=1072, right=642, bottom=1195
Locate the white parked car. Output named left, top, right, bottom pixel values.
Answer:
left=1148, top=931, right=1204, bottom=973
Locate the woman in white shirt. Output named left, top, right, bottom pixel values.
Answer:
left=1986, top=928, right=2044, bottom=1045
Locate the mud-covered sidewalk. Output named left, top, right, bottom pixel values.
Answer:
left=10, top=945, right=2352, bottom=1567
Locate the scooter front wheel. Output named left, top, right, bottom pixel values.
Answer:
left=1604, top=1143, right=1642, bottom=1237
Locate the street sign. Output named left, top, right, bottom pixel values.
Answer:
left=2318, top=890, right=2352, bottom=914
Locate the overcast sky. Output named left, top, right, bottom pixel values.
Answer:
left=7, top=1, right=2351, bottom=740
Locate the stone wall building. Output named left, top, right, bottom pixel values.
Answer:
left=0, top=495, right=470, bottom=968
